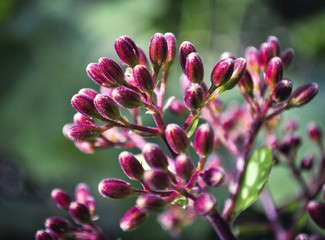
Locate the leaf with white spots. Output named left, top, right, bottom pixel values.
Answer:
left=233, top=147, right=273, bottom=215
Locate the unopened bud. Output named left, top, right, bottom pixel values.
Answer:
left=300, top=154, right=314, bottom=170
left=258, top=42, right=273, bottom=71
left=137, top=46, right=149, bottom=67
left=65, top=124, right=102, bottom=141
left=136, top=194, right=166, bottom=213
left=179, top=41, right=197, bottom=72
left=267, top=36, right=280, bottom=56
left=78, top=88, right=98, bottom=99
left=73, top=112, right=95, bottom=125
left=308, top=122, right=322, bottom=142
left=238, top=71, right=254, bottom=97
left=281, top=48, right=294, bottom=69
left=69, top=202, right=91, bottom=224
left=51, top=188, right=72, bottom=210
left=295, top=234, right=309, bottom=240
left=143, top=169, right=170, bottom=190
left=75, top=183, right=90, bottom=205
left=86, top=63, right=117, bottom=88
left=45, top=217, right=71, bottom=234
left=164, top=32, right=177, bottom=65
left=194, top=123, right=215, bottom=156
left=94, top=94, right=122, bottom=121
left=223, top=58, right=247, bottom=90
left=98, top=57, right=125, bottom=85
left=35, top=230, right=55, bottom=240
left=200, top=167, right=225, bottom=187
left=149, top=33, right=168, bottom=68
left=307, top=201, right=325, bottom=229
left=220, top=52, right=236, bottom=60
left=185, top=52, right=204, bottom=84
left=287, top=83, right=318, bottom=108
left=265, top=57, right=283, bottom=90
left=112, top=86, right=144, bottom=108
left=98, top=178, right=136, bottom=199
left=194, top=193, right=216, bottom=215
left=165, top=124, right=190, bottom=154
left=114, top=35, right=139, bottom=67
left=211, top=58, right=234, bottom=87
left=169, top=99, right=190, bottom=116
left=119, top=151, right=144, bottom=180
left=175, top=154, right=195, bottom=182
left=142, top=143, right=168, bottom=169
left=120, top=206, right=148, bottom=232
left=184, top=83, right=204, bottom=110
left=71, top=94, right=101, bottom=119
left=133, top=65, right=154, bottom=93
left=272, top=79, right=292, bottom=102
left=245, top=46, right=259, bottom=72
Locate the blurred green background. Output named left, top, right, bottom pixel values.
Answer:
left=1, top=0, right=325, bottom=239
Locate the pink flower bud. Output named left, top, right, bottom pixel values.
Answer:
left=300, top=154, right=314, bottom=170
left=287, top=83, right=318, bottom=108
left=35, top=230, right=55, bottom=240
left=133, top=64, right=154, bottom=93
left=73, top=112, right=95, bottom=125
left=194, top=193, right=216, bottom=215
left=200, top=167, right=225, bottom=187
left=93, top=94, right=122, bottom=121
left=272, top=79, right=292, bottom=102
left=165, top=123, right=190, bottom=154
left=185, top=52, right=204, bottom=83
left=119, top=151, right=144, bottom=180
left=44, top=217, right=71, bottom=234
left=210, top=58, right=234, bottom=87
left=137, top=46, right=149, bottom=67
left=143, top=169, right=170, bottom=190
left=69, top=202, right=91, bottom=224
left=114, top=35, right=139, bottom=67
left=86, top=63, right=117, bottom=88
left=175, top=154, right=195, bottom=182
left=51, top=188, right=72, bottom=210
left=98, top=178, right=136, bottom=199
left=75, top=183, right=90, bottom=205
left=281, top=48, right=294, bottom=69
left=307, top=200, right=325, bottom=229
left=308, top=122, right=322, bottom=142
left=245, top=46, right=259, bottom=72
left=65, top=124, right=102, bottom=141
left=265, top=57, right=283, bottom=90
left=179, top=41, right=197, bottom=72
left=267, top=36, right=280, bottom=56
left=98, top=57, right=125, bottom=85
left=78, top=88, right=98, bottom=99
left=258, top=42, right=273, bottom=71
left=295, top=234, right=309, bottom=240
left=142, top=143, right=168, bottom=169
left=136, top=194, right=166, bottom=213
left=149, top=33, right=168, bottom=68
left=238, top=70, right=254, bottom=97
left=71, top=94, right=101, bottom=119
left=184, top=83, right=204, bottom=110
left=223, top=58, right=247, bottom=90
left=112, top=86, right=144, bottom=108
left=169, top=99, right=190, bottom=116
left=194, top=123, right=215, bottom=156
left=120, top=206, right=148, bottom=231
left=220, top=52, right=236, bottom=60
left=164, top=32, right=177, bottom=65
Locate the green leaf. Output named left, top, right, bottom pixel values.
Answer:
left=187, top=118, right=199, bottom=138
left=233, top=147, right=273, bottom=215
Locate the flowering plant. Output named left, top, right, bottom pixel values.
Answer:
left=36, top=33, right=325, bottom=240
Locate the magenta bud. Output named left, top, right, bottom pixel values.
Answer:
left=265, top=57, right=283, bottom=90
left=220, top=52, right=236, bottom=60
left=238, top=70, right=254, bottom=97
left=308, top=122, right=322, bottom=142
left=245, top=46, right=259, bottom=72
left=94, top=94, right=122, bottom=121
left=143, top=169, right=170, bottom=190
left=175, top=154, right=195, bottom=182
left=272, top=79, right=293, bottom=102
left=149, top=33, right=168, bottom=68
left=86, top=63, right=117, bottom=88
left=194, top=123, right=215, bottom=156
left=78, top=88, right=98, bottom=99
left=45, top=217, right=71, bottom=234
left=185, top=52, right=204, bottom=83
left=51, top=188, right=72, bottom=210
left=71, top=94, right=101, bottom=119
left=98, top=178, right=136, bottom=199
left=300, top=154, right=314, bottom=170
left=194, top=193, right=216, bottom=215
left=295, top=234, right=309, bottom=240
left=142, top=143, right=168, bottom=169
left=267, top=36, right=280, bottom=56
left=120, top=206, right=148, bottom=232
left=73, top=112, right=95, bottom=125
left=307, top=201, right=325, bottom=229
left=137, top=46, right=149, bottom=67
left=65, top=124, right=102, bottom=141
left=164, top=32, right=177, bottom=65
left=136, top=194, right=166, bottom=213
left=165, top=123, right=190, bottom=154
left=35, top=230, right=55, bottom=240
left=75, top=183, right=90, bottom=205
left=210, top=58, right=234, bottom=87
left=112, top=86, right=144, bottom=108
left=169, top=99, right=190, bottom=116
left=184, top=83, right=204, bottom=110
left=258, top=42, right=273, bottom=71
left=133, top=64, right=155, bottom=93
left=287, top=83, right=318, bottom=108
left=69, top=202, right=91, bottom=224
left=281, top=48, right=295, bottom=69
left=223, top=58, right=247, bottom=90
left=119, top=151, right=144, bottom=180
left=179, top=41, right=197, bottom=72
left=200, top=167, right=225, bottom=187
left=114, top=35, right=139, bottom=67
left=74, top=141, right=94, bottom=154
left=98, top=57, right=125, bottom=85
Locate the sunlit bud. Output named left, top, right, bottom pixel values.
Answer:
left=179, top=41, right=197, bottom=72
left=245, top=46, right=259, bottom=72
left=210, top=58, right=234, bottom=87
left=51, top=188, right=72, bottom=210
left=175, top=154, right=195, bottom=182
left=136, top=194, right=166, bottom=213
left=223, top=58, right=247, bottom=90
left=71, top=94, right=101, bottom=119
left=119, top=151, right=144, bottom=180
left=165, top=124, right=190, bottom=154
left=307, top=201, right=325, bottom=229
left=295, top=234, right=309, bottom=240
left=74, top=141, right=94, bottom=154
left=98, top=57, right=125, bottom=85
left=185, top=52, right=204, bottom=83
left=287, top=83, right=318, bottom=108
left=137, top=46, right=149, bottom=67
left=45, top=217, right=71, bottom=234
left=65, top=124, right=102, bottom=141
left=220, top=52, right=236, bottom=60
left=194, top=123, right=214, bottom=156
left=265, top=57, right=283, bottom=90
left=200, top=167, right=225, bottom=187
left=69, top=202, right=91, bottom=224
left=78, top=88, right=98, bottom=99
left=194, top=193, right=216, bottom=215
left=94, top=94, right=122, bottom=121
left=98, top=178, right=136, bottom=199
left=238, top=71, right=254, bottom=97
left=300, top=154, right=314, bottom=170
left=73, top=112, right=94, bottom=125
left=258, top=42, right=273, bottom=71
left=143, top=169, right=170, bottom=190
left=86, top=63, right=116, bottom=88
left=308, top=122, right=322, bottom=142
left=120, top=206, right=148, bottom=232
left=164, top=32, right=177, bottom=65
left=35, top=230, right=55, bottom=240
left=75, top=183, right=90, bottom=205
left=267, top=36, right=280, bottom=56
left=169, top=99, right=190, bottom=116
left=114, top=35, right=139, bottom=67
left=112, top=86, right=144, bottom=108
left=133, top=64, right=154, bottom=93
left=149, top=33, right=168, bottom=68
left=272, top=79, right=292, bottom=102
left=281, top=48, right=295, bottom=69
left=184, top=83, right=204, bottom=110
left=142, top=143, right=168, bottom=169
